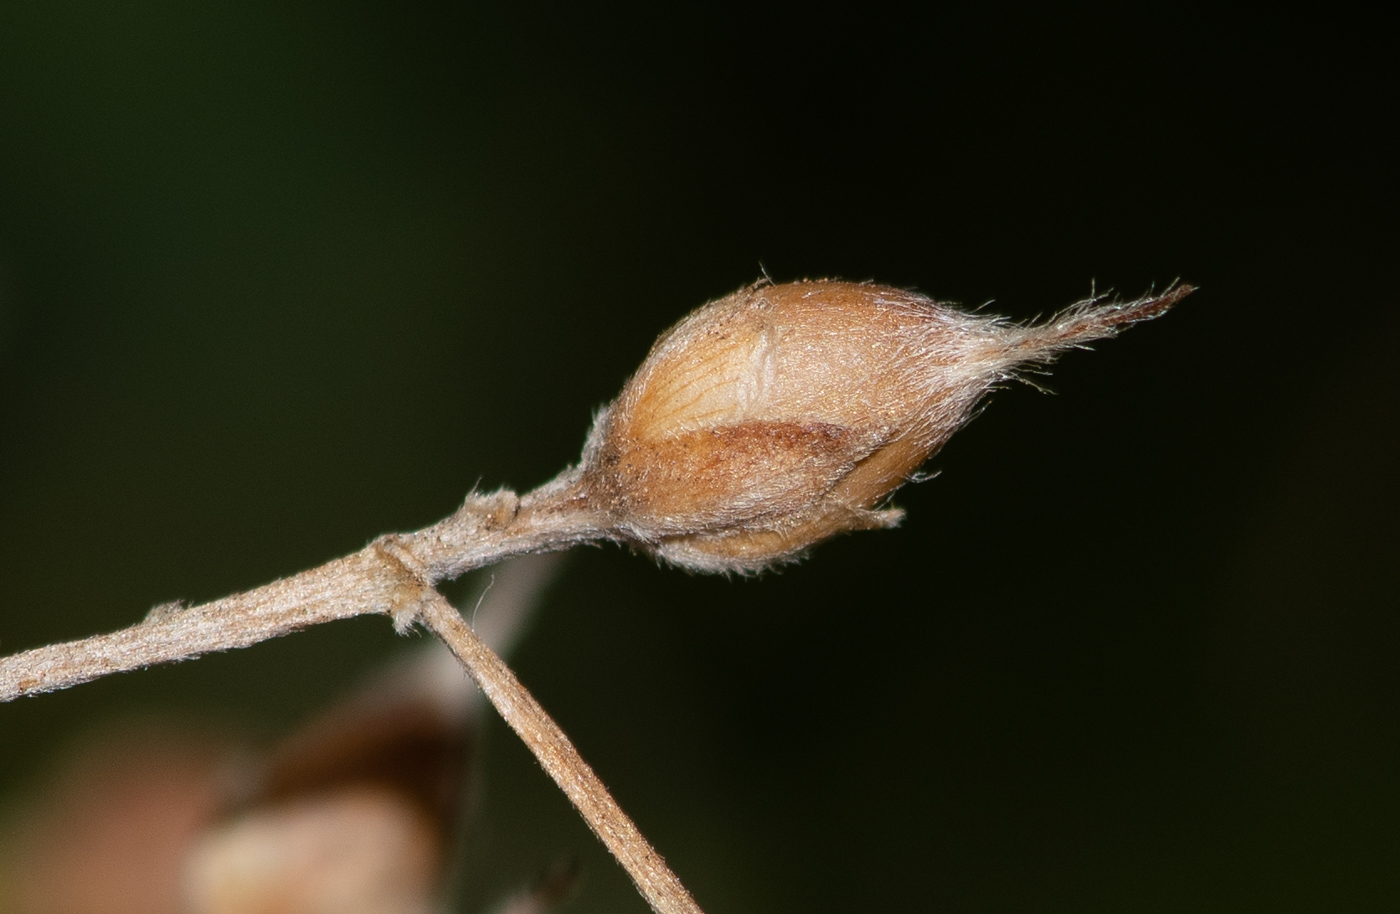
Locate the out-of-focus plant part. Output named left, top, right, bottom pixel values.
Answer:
left=0, top=721, right=238, bottom=914
left=0, top=278, right=1186, bottom=914
left=183, top=646, right=476, bottom=914
left=186, top=554, right=566, bottom=914
left=483, top=860, right=583, bottom=914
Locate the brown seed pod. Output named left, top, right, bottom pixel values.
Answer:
left=574, top=279, right=1191, bottom=573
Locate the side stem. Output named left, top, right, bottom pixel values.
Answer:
left=416, top=591, right=705, bottom=914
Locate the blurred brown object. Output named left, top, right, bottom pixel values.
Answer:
left=183, top=646, right=477, bottom=914
left=181, top=555, right=568, bottom=914
left=0, top=720, right=236, bottom=914
left=484, top=859, right=582, bottom=914
left=184, top=785, right=441, bottom=914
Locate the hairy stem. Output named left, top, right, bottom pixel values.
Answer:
left=0, top=481, right=599, bottom=702
left=418, top=591, right=704, bottom=914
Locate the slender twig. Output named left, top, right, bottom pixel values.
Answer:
left=0, top=481, right=595, bottom=702
left=418, top=590, right=703, bottom=914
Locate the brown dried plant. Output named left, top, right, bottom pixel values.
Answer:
left=0, top=278, right=1191, bottom=914
left=1, top=554, right=576, bottom=914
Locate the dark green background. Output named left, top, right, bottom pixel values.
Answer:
left=2, top=3, right=1395, bottom=912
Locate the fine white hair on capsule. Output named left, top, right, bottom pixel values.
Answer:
left=572, top=278, right=1191, bottom=573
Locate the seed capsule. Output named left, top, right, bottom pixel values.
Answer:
left=574, top=279, right=1190, bottom=573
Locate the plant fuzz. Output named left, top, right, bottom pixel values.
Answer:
left=571, top=279, right=1192, bottom=573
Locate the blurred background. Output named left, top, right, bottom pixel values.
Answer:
left=1, top=2, right=1395, bottom=912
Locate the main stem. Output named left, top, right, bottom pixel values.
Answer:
left=0, top=484, right=581, bottom=701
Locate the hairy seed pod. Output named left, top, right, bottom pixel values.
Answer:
left=574, top=279, right=1190, bottom=573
